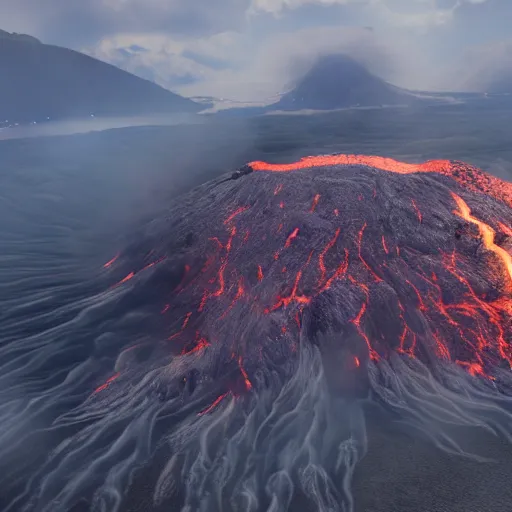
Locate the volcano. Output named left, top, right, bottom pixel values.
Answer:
left=269, top=54, right=419, bottom=111
left=2, top=155, right=512, bottom=512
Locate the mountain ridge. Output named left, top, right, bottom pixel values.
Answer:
left=0, top=29, right=41, bottom=44
left=0, top=30, right=202, bottom=123
left=213, top=53, right=428, bottom=117
left=271, top=54, right=419, bottom=111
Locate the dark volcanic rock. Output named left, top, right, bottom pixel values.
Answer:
left=2, top=155, right=512, bottom=512
left=116, top=156, right=512, bottom=381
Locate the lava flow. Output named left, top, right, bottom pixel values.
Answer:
left=249, top=154, right=512, bottom=208
left=100, top=154, right=512, bottom=400
left=22, top=153, right=512, bottom=512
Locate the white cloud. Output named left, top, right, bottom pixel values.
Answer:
left=80, top=0, right=498, bottom=99
left=86, top=25, right=408, bottom=101
left=248, top=0, right=489, bottom=29
left=249, top=0, right=360, bottom=16
left=85, top=21, right=450, bottom=100
left=0, top=0, right=250, bottom=47
left=454, top=39, right=512, bottom=92
left=182, top=26, right=383, bottom=99
left=84, top=31, right=250, bottom=94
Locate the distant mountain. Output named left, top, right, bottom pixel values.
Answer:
left=0, top=29, right=41, bottom=44
left=213, top=54, right=424, bottom=119
left=0, top=30, right=201, bottom=123
left=268, top=54, right=419, bottom=111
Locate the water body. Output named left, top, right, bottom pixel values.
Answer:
left=0, top=113, right=207, bottom=140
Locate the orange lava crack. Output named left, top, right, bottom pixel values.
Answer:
left=249, top=154, right=512, bottom=209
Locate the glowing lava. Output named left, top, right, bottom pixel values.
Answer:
left=411, top=199, right=422, bottom=223
left=357, top=223, right=382, bottom=282
left=274, top=228, right=300, bottom=261
left=103, top=254, right=119, bottom=268
left=197, top=392, right=230, bottom=416
left=224, top=206, right=250, bottom=225
left=104, top=154, right=512, bottom=396
left=310, top=194, right=321, bottom=213
left=451, top=192, right=512, bottom=284
left=13, top=153, right=512, bottom=512
left=94, top=372, right=120, bottom=394
left=168, top=312, right=193, bottom=340
left=318, top=228, right=341, bottom=285
left=249, top=154, right=512, bottom=208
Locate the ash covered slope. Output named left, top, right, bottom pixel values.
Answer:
left=118, top=155, right=512, bottom=379
left=106, top=157, right=512, bottom=509
left=270, top=54, right=420, bottom=111
left=0, top=30, right=201, bottom=123
left=2, top=155, right=512, bottom=512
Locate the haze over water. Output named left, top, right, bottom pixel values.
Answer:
left=0, top=113, right=206, bottom=140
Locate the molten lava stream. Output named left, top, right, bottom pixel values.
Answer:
left=249, top=154, right=512, bottom=208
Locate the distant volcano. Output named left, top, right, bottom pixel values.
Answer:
left=269, top=54, right=419, bottom=111
left=2, top=154, right=512, bottom=512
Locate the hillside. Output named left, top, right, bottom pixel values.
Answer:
left=0, top=29, right=41, bottom=44
left=0, top=30, right=201, bottom=123
left=268, top=54, right=419, bottom=111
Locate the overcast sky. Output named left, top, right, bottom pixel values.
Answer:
left=1, top=0, right=510, bottom=99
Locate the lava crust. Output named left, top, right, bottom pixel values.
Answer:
left=6, top=154, right=512, bottom=512
left=114, top=154, right=512, bottom=385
